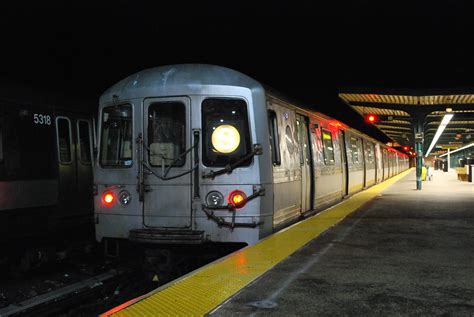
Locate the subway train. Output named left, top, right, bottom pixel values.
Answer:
left=0, top=82, right=95, bottom=266
left=94, top=64, right=409, bottom=248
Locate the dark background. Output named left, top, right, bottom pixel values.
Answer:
left=1, top=1, right=474, bottom=141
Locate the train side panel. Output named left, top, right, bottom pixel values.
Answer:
left=267, top=100, right=303, bottom=227
left=0, top=93, right=94, bottom=248
left=363, top=139, right=376, bottom=187
left=375, top=143, right=383, bottom=183
left=345, top=131, right=365, bottom=194
left=311, top=119, right=344, bottom=211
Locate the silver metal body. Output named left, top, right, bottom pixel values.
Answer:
left=94, top=65, right=409, bottom=246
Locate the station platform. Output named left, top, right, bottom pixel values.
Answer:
left=104, top=168, right=474, bottom=316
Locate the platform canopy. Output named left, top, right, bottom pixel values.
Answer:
left=339, top=92, right=474, bottom=157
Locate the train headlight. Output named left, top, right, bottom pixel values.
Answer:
left=101, top=192, right=115, bottom=208
left=118, top=190, right=131, bottom=207
left=205, top=191, right=224, bottom=207
left=211, top=124, right=240, bottom=154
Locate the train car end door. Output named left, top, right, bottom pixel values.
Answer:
left=339, top=130, right=349, bottom=196
left=296, top=114, right=313, bottom=213
left=142, top=97, right=192, bottom=228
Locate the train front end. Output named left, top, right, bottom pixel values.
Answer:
left=94, top=65, right=272, bottom=247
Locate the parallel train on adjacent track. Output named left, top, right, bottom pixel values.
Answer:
left=0, top=82, right=95, bottom=268
left=93, top=64, right=409, bottom=249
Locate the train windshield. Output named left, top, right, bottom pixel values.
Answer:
left=202, top=98, right=251, bottom=167
left=148, top=101, right=186, bottom=167
left=99, top=104, right=133, bottom=167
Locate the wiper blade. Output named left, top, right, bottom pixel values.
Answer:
left=202, top=144, right=262, bottom=179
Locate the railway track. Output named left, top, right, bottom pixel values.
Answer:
left=0, top=270, right=129, bottom=316
left=0, top=242, right=244, bottom=316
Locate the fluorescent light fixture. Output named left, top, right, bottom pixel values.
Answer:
left=438, top=142, right=474, bottom=157
left=425, top=113, right=454, bottom=157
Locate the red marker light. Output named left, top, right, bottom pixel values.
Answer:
left=365, top=114, right=378, bottom=123
left=228, top=190, right=247, bottom=209
left=403, top=146, right=409, bottom=151
left=102, top=192, right=115, bottom=207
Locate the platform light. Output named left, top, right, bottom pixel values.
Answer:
left=365, top=114, right=378, bottom=124
left=425, top=114, right=454, bottom=157
left=438, top=142, right=474, bottom=157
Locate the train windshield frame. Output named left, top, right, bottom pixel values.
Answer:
left=202, top=98, right=252, bottom=167
left=99, top=104, right=133, bottom=168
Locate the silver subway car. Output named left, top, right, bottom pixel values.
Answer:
left=94, top=64, right=409, bottom=247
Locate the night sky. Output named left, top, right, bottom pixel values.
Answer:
left=1, top=1, right=474, bottom=141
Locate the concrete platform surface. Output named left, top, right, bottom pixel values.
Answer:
left=211, top=170, right=474, bottom=316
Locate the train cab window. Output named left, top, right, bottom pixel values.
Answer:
left=148, top=101, right=186, bottom=167
left=56, top=117, right=72, bottom=163
left=321, top=129, right=335, bottom=165
left=202, top=98, right=251, bottom=167
left=350, top=137, right=360, bottom=164
left=100, top=104, right=133, bottom=167
left=78, top=120, right=92, bottom=164
left=268, top=110, right=281, bottom=165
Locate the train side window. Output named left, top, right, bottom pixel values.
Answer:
left=78, top=120, right=92, bottom=164
left=268, top=110, right=281, bottom=165
left=365, top=142, right=374, bottom=164
left=321, top=129, right=335, bottom=165
left=100, top=104, right=133, bottom=167
left=148, top=101, right=186, bottom=167
left=350, top=137, right=359, bottom=163
left=56, top=117, right=72, bottom=164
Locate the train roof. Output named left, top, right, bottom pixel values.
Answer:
left=100, top=64, right=263, bottom=102
left=100, top=64, right=406, bottom=157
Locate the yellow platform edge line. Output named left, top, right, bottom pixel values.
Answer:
left=105, top=168, right=414, bottom=317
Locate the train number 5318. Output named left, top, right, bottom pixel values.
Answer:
left=33, top=114, right=52, bottom=125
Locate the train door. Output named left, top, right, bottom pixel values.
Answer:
left=142, top=97, right=192, bottom=228
left=382, top=149, right=388, bottom=180
left=373, top=143, right=377, bottom=182
left=56, top=116, right=78, bottom=213
left=339, top=130, right=349, bottom=196
left=75, top=120, right=94, bottom=212
left=361, top=139, right=366, bottom=187
left=296, top=114, right=313, bottom=213
left=56, top=116, right=94, bottom=215
left=375, top=144, right=383, bottom=183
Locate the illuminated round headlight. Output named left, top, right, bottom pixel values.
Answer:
left=211, top=124, right=240, bottom=153
left=118, top=190, right=131, bottom=207
left=206, top=191, right=224, bottom=207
